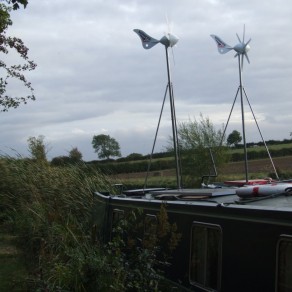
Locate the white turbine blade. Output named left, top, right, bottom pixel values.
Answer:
left=236, top=33, right=241, bottom=43
left=165, top=13, right=171, bottom=34
left=133, top=29, right=159, bottom=49
left=245, top=53, right=250, bottom=64
left=243, top=39, right=251, bottom=56
left=234, top=52, right=239, bottom=58
left=243, top=24, right=246, bottom=43
left=210, top=34, right=232, bottom=54
left=171, top=47, right=176, bottom=66
left=160, top=15, right=179, bottom=48
left=167, top=16, right=178, bottom=47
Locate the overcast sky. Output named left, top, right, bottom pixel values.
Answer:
left=1, top=0, right=292, bottom=161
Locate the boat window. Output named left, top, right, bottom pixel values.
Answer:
left=189, top=222, right=222, bottom=291
left=276, top=235, right=292, bottom=292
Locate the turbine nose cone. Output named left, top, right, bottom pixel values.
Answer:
left=234, top=42, right=250, bottom=54
left=245, top=44, right=250, bottom=52
left=168, top=33, right=179, bottom=47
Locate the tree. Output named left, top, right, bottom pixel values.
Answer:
left=168, top=114, right=228, bottom=186
left=51, top=155, right=71, bottom=166
left=69, top=147, right=83, bottom=162
left=27, top=135, right=50, bottom=162
left=227, top=130, right=242, bottom=147
left=0, top=0, right=36, bottom=111
left=92, top=134, right=121, bottom=160
left=126, top=153, right=143, bottom=161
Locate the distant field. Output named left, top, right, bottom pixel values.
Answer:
left=109, top=143, right=292, bottom=187
left=113, top=156, right=292, bottom=187
left=228, top=143, right=292, bottom=154
left=218, top=156, right=292, bottom=174
left=116, top=143, right=292, bottom=164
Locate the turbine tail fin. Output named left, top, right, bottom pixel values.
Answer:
left=210, top=34, right=232, bottom=54
left=133, top=29, right=159, bottom=49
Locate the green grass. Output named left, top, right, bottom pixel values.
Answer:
left=0, top=228, right=28, bottom=291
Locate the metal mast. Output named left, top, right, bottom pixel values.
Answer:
left=133, top=28, right=182, bottom=189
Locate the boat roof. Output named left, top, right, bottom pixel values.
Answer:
left=150, top=188, right=236, bottom=200
left=107, top=184, right=292, bottom=210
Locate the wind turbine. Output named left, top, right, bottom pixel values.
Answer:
left=211, top=25, right=251, bottom=71
left=133, top=28, right=182, bottom=189
left=211, top=26, right=278, bottom=182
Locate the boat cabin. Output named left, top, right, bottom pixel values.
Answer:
left=93, top=184, right=292, bottom=291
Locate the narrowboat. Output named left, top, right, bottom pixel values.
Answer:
left=93, top=182, right=292, bottom=292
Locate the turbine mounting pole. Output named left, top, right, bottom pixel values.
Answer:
left=165, top=45, right=181, bottom=189
left=133, top=28, right=181, bottom=189
left=238, top=55, right=249, bottom=183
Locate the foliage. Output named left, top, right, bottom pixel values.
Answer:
left=116, top=151, right=173, bottom=163
left=88, top=157, right=175, bottom=175
left=0, top=157, right=114, bottom=290
left=50, top=155, right=73, bottom=166
left=0, top=229, right=28, bottom=291
left=92, top=134, right=121, bottom=160
left=0, top=1, right=28, bottom=33
left=125, top=152, right=144, bottom=160
left=50, top=147, right=83, bottom=166
left=0, top=157, right=181, bottom=291
left=227, top=130, right=242, bottom=147
left=4, top=1, right=28, bottom=13
left=27, top=135, right=49, bottom=162
left=0, top=0, right=36, bottom=111
left=173, top=114, right=229, bottom=186
left=69, top=146, right=83, bottom=162
left=99, top=205, right=181, bottom=291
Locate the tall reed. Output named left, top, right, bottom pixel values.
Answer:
left=0, top=157, right=113, bottom=290
left=0, top=157, right=180, bottom=291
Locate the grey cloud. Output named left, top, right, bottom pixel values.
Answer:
left=1, top=0, right=292, bottom=161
